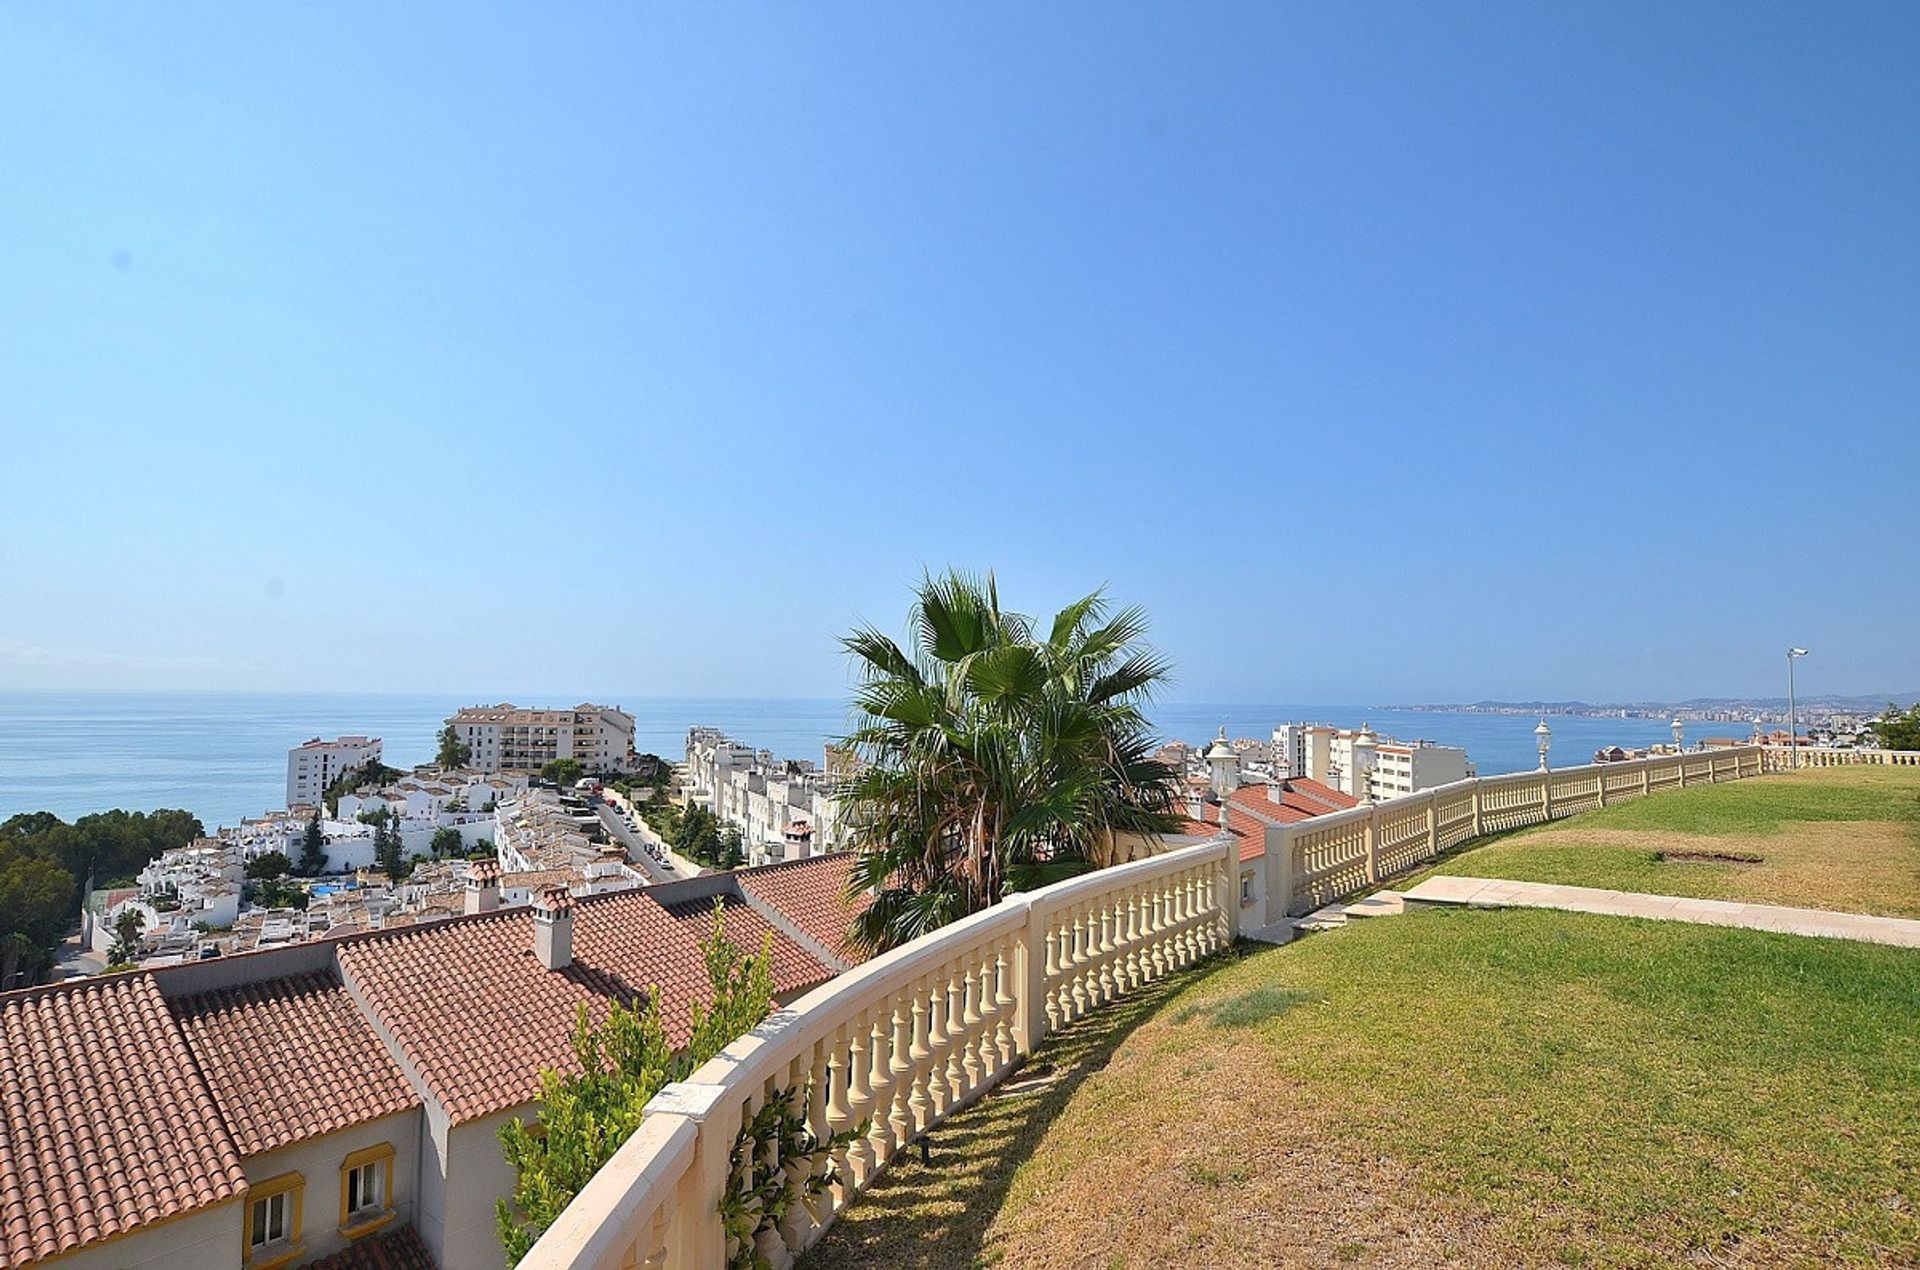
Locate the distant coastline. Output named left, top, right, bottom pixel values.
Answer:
left=1383, top=693, right=1914, bottom=722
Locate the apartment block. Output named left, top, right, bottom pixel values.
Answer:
left=286, top=736, right=383, bottom=808
left=683, top=727, right=845, bottom=864
left=1273, top=723, right=1473, bottom=799
left=447, top=703, right=637, bottom=775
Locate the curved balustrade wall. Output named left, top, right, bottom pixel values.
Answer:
left=518, top=839, right=1237, bottom=1270
left=1762, top=746, right=1920, bottom=770
left=1265, top=745, right=1768, bottom=917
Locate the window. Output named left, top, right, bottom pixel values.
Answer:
left=244, top=1173, right=303, bottom=1267
left=339, top=1144, right=397, bottom=1237
left=345, top=1160, right=382, bottom=1217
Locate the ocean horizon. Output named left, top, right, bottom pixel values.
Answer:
left=0, top=691, right=1754, bottom=831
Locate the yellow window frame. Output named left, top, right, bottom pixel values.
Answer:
left=242, top=1171, right=305, bottom=1270
left=339, top=1143, right=398, bottom=1239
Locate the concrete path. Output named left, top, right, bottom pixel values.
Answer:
left=1400, top=875, right=1920, bottom=949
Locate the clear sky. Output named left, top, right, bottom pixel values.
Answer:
left=2, top=3, right=1915, bottom=705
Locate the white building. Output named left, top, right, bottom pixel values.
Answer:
left=683, top=727, right=846, bottom=865
left=286, top=735, right=383, bottom=807
left=1272, top=722, right=1474, bottom=799
left=447, top=703, right=638, bottom=774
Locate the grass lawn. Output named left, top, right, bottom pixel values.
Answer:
left=1414, top=766, right=1920, bottom=917
left=801, top=910, right=1920, bottom=1269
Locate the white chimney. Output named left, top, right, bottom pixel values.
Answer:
left=1267, top=779, right=1283, bottom=805
left=532, top=887, right=574, bottom=970
left=464, top=860, right=501, bottom=916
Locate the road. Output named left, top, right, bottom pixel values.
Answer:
left=595, top=802, right=683, bottom=883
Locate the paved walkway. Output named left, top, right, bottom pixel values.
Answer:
left=1400, top=875, right=1920, bottom=949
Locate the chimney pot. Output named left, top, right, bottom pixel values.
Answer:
left=532, top=886, right=574, bottom=969
left=464, top=860, right=501, bottom=915
left=1267, top=780, right=1283, bottom=805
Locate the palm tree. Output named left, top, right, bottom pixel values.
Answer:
left=840, top=572, right=1182, bottom=952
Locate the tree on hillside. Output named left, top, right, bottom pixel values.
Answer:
left=541, top=758, right=584, bottom=787
left=298, top=813, right=328, bottom=876
left=374, top=816, right=408, bottom=881
left=495, top=905, right=777, bottom=1265
left=437, top=724, right=473, bottom=769
left=1869, top=703, right=1920, bottom=751
left=840, top=572, right=1182, bottom=953
left=0, top=839, right=75, bottom=988
left=246, top=851, right=293, bottom=880
left=430, top=827, right=464, bottom=857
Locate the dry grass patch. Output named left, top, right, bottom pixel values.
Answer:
left=804, top=913, right=1920, bottom=1269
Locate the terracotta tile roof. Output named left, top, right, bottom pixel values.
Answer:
left=0, top=974, right=246, bottom=1266
left=169, top=971, right=419, bottom=1157
left=336, top=887, right=840, bottom=1124
left=304, top=1222, right=436, bottom=1270
left=1176, top=807, right=1269, bottom=862
left=1229, top=779, right=1359, bottom=827
left=735, top=854, right=872, bottom=963
left=657, top=895, right=837, bottom=996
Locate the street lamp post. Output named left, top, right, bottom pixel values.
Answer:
left=1353, top=725, right=1378, bottom=802
left=1671, top=717, right=1684, bottom=754
left=1535, top=718, right=1552, bottom=771
left=1786, top=648, right=1809, bottom=769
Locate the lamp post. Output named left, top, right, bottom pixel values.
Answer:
left=1535, top=718, right=1552, bottom=771
left=1671, top=717, right=1684, bottom=755
left=1352, top=725, right=1378, bottom=802
left=1786, top=648, right=1809, bottom=769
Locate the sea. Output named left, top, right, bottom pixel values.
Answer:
left=0, top=692, right=1747, bottom=832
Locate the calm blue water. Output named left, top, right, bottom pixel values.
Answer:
left=0, top=692, right=1746, bottom=831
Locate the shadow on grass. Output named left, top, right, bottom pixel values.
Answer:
left=796, top=954, right=1229, bottom=1270
left=1171, top=982, right=1320, bottom=1028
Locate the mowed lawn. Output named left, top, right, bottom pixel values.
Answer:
left=1418, top=766, right=1920, bottom=917
left=801, top=910, right=1920, bottom=1270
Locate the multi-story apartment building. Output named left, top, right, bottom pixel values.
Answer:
left=0, top=853, right=869, bottom=1270
left=285, top=735, right=382, bottom=808
left=447, top=703, right=637, bottom=775
left=1272, top=723, right=1474, bottom=799
left=683, top=728, right=846, bottom=864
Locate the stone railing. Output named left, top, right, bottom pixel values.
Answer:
left=1761, top=745, right=1920, bottom=771
left=520, top=838, right=1237, bottom=1270
left=1267, top=745, right=1767, bottom=916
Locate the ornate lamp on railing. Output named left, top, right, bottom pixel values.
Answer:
left=1534, top=718, right=1552, bottom=771
left=1671, top=717, right=1685, bottom=755
left=1352, top=725, right=1378, bottom=802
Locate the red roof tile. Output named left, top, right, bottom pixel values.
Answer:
left=657, top=895, right=836, bottom=997
left=336, top=885, right=842, bottom=1124
left=304, top=1222, right=436, bottom=1270
left=0, top=974, right=247, bottom=1266
left=170, top=972, right=419, bottom=1157
left=735, top=854, right=872, bottom=963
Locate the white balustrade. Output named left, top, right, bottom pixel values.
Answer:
left=1267, top=745, right=1769, bottom=918
left=1762, top=745, right=1920, bottom=771
left=518, top=837, right=1238, bottom=1270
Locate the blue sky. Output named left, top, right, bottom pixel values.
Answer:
left=1, top=3, right=1915, bottom=704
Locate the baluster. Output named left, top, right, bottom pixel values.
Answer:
left=1068, top=905, right=1091, bottom=1021
left=1096, top=899, right=1117, bottom=1004
left=639, top=1204, right=670, bottom=1270
left=779, top=1054, right=818, bottom=1250
left=960, top=949, right=984, bottom=1095
left=1041, top=917, right=1063, bottom=1034
left=992, top=936, right=1017, bottom=1074
left=906, top=977, right=934, bottom=1136
left=862, top=1006, right=892, bottom=1166
left=1148, top=884, right=1168, bottom=979
left=941, top=958, right=968, bottom=1108
left=887, top=989, right=915, bottom=1156
left=925, top=963, right=952, bottom=1118
left=1126, top=884, right=1146, bottom=991
left=838, top=1014, right=872, bottom=1184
